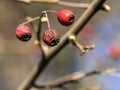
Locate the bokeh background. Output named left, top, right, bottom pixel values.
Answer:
left=0, top=0, right=120, bottom=90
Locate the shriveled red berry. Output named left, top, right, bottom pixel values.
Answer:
left=15, top=25, right=32, bottom=41
left=43, top=29, right=60, bottom=46
left=57, top=9, right=74, bottom=26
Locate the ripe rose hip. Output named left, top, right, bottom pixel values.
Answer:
left=15, top=25, right=32, bottom=41
left=43, top=29, right=60, bottom=46
left=57, top=9, right=75, bottom=26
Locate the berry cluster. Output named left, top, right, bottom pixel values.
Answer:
left=15, top=9, right=75, bottom=46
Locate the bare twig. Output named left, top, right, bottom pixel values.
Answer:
left=16, top=0, right=58, bottom=3
left=34, top=68, right=120, bottom=89
left=14, top=0, right=110, bottom=10
left=78, top=87, right=100, bottom=90
left=33, top=71, right=100, bottom=88
left=20, top=10, right=57, bottom=26
left=17, top=0, right=107, bottom=90
left=21, top=16, right=40, bottom=25
left=68, top=35, right=96, bottom=55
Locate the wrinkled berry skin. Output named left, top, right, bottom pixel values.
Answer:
left=15, top=25, right=32, bottom=41
left=43, top=29, right=60, bottom=46
left=57, top=9, right=75, bottom=26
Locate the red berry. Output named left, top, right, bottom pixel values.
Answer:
left=57, top=9, right=74, bottom=26
left=15, top=25, right=32, bottom=41
left=43, top=29, right=60, bottom=46
left=106, top=44, right=120, bottom=59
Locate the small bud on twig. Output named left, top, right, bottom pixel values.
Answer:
left=34, top=40, right=40, bottom=45
left=69, top=35, right=95, bottom=55
left=102, top=4, right=111, bottom=12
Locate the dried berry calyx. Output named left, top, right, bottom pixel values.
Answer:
left=15, top=25, right=32, bottom=41
left=43, top=29, right=60, bottom=46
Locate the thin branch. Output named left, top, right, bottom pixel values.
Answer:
left=56, top=1, right=90, bottom=8
left=17, top=64, right=39, bottom=90
left=14, top=0, right=58, bottom=4
left=78, top=87, right=100, bottom=90
left=36, top=13, right=44, bottom=42
left=21, top=16, right=40, bottom=25
left=33, top=71, right=100, bottom=88
left=17, top=14, right=46, bottom=90
left=34, top=68, right=120, bottom=89
left=14, top=0, right=110, bottom=11
left=20, top=10, right=57, bottom=26
left=17, top=0, right=106, bottom=90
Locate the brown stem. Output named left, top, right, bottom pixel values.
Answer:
left=32, top=68, right=119, bottom=89
left=15, top=0, right=110, bottom=11
left=34, top=71, right=101, bottom=89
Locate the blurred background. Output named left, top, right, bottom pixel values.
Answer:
left=0, top=0, right=120, bottom=90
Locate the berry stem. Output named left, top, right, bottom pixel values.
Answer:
left=25, top=16, right=38, bottom=32
left=36, top=10, right=57, bottom=43
left=42, top=11, right=51, bottom=29
left=20, top=10, right=57, bottom=26
left=45, top=10, right=57, bottom=14
left=21, top=16, right=40, bottom=25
